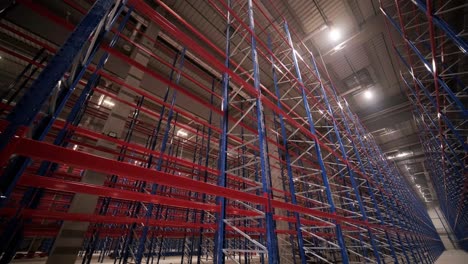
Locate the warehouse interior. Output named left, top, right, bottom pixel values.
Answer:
left=0, top=0, right=466, bottom=263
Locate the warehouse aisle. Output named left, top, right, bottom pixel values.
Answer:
left=435, top=250, right=468, bottom=264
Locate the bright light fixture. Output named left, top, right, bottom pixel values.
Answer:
left=387, top=151, right=413, bottom=160
left=97, top=94, right=104, bottom=106
left=396, top=152, right=412, bottom=158
left=329, top=28, right=341, bottom=41
left=103, top=99, right=115, bottom=107
left=364, top=89, right=373, bottom=100
left=177, top=129, right=188, bottom=137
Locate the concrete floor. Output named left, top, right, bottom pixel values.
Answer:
left=434, top=250, right=468, bottom=264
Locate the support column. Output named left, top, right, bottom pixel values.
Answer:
left=46, top=22, right=160, bottom=264
left=267, top=114, right=294, bottom=262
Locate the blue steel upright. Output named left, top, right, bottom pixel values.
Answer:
left=0, top=0, right=115, bottom=151
left=247, top=1, right=278, bottom=263
left=0, top=0, right=116, bottom=195
left=307, top=48, right=384, bottom=263
left=0, top=0, right=116, bottom=262
left=283, top=21, right=349, bottom=263
left=267, top=34, right=306, bottom=264
left=214, top=0, right=232, bottom=262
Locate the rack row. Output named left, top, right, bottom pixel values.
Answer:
left=380, top=0, right=467, bottom=251
left=0, top=0, right=444, bottom=263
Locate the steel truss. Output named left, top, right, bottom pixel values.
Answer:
left=0, top=0, right=443, bottom=263
left=380, top=0, right=467, bottom=252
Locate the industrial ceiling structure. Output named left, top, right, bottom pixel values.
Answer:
left=0, top=0, right=465, bottom=263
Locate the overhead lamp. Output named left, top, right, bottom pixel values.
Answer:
left=177, top=129, right=188, bottom=137
left=387, top=151, right=413, bottom=160
left=329, top=27, right=341, bottom=41
left=103, top=99, right=115, bottom=108
left=364, top=89, right=373, bottom=100
left=395, top=151, right=412, bottom=158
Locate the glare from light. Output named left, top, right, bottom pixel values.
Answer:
left=177, top=129, right=188, bottom=137
left=395, top=151, right=412, bottom=158
left=364, top=89, right=373, bottom=100
left=73, top=144, right=78, bottom=151
left=329, top=28, right=341, bottom=41
left=294, top=49, right=303, bottom=61
left=103, top=99, right=115, bottom=107
left=333, top=44, right=344, bottom=51
left=274, top=64, right=283, bottom=74
left=97, top=94, right=104, bottom=106
left=387, top=151, right=413, bottom=160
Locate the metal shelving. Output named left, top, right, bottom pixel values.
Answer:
left=380, top=0, right=467, bottom=252
left=0, top=0, right=444, bottom=263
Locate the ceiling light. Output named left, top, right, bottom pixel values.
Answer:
left=97, top=94, right=104, bottom=106
left=364, top=89, right=373, bottom=100
left=387, top=151, right=413, bottom=160
left=329, top=28, right=341, bottom=41
left=103, top=99, right=115, bottom=107
left=395, top=151, right=412, bottom=158
left=177, top=129, right=188, bottom=137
